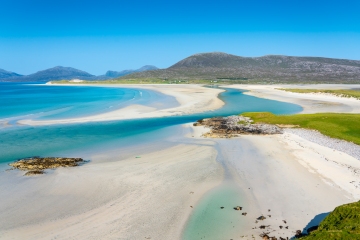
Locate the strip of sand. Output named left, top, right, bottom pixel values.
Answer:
left=225, top=84, right=360, bottom=113
left=18, top=84, right=224, bottom=126
left=1, top=124, right=360, bottom=239
left=197, top=129, right=360, bottom=239
left=0, top=129, right=223, bottom=239
left=3, top=84, right=360, bottom=239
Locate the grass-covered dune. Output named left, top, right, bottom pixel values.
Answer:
left=242, top=112, right=360, bottom=145
left=302, top=201, right=360, bottom=240
left=278, top=88, right=360, bottom=100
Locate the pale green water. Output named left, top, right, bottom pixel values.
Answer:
left=183, top=183, right=246, bottom=240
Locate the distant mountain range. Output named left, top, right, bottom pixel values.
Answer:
left=120, top=52, right=360, bottom=83
left=0, top=68, right=23, bottom=79
left=0, top=65, right=158, bottom=82
left=2, top=52, right=360, bottom=83
left=105, top=65, right=158, bottom=78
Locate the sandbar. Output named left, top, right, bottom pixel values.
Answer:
left=18, top=84, right=224, bottom=126
left=225, top=84, right=360, bottom=113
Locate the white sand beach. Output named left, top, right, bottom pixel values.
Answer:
left=18, top=84, right=224, bottom=126
left=0, top=130, right=223, bottom=239
left=226, top=84, right=360, bottom=113
left=1, top=84, right=360, bottom=239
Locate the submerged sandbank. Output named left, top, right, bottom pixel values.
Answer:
left=18, top=84, right=224, bottom=126
left=0, top=125, right=223, bottom=239
left=2, top=123, right=360, bottom=239
left=2, top=84, right=360, bottom=239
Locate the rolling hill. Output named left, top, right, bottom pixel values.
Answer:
left=120, top=52, right=360, bottom=83
left=1, top=65, right=159, bottom=82
left=0, top=68, right=22, bottom=79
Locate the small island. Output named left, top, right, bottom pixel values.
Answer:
left=194, top=115, right=283, bottom=138
left=9, top=157, right=85, bottom=176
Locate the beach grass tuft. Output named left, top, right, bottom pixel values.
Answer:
left=302, top=201, right=360, bottom=239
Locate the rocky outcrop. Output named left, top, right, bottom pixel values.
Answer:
left=9, top=157, right=85, bottom=176
left=194, top=115, right=283, bottom=138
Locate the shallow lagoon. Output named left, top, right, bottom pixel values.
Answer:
left=0, top=84, right=303, bottom=239
left=0, top=84, right=302, bottom=165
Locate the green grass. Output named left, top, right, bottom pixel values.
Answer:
left=278, top=88, right=360, bottom=100
left=302, top=201, right=360, bottom=240
left=242, top=112, right=360, bottom=145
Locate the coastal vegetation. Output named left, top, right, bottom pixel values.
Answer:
left=278, top=88, right=360, bottom=100
left=242, top=112, right=360, bottom=145
left=301, top=201, right=360, bottom=239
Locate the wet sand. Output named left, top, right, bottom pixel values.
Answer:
left=2, top=84, right=360, bottom=239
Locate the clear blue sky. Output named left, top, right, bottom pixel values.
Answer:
left=1, top=0, right=360, bottom=75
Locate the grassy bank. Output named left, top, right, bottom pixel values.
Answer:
left=242, top=112, right=360, bottom=145
left=278, top=88, right=360, bottom=100
left=302, top=201, right=360, bottom=240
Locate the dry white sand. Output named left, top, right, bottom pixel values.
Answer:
left=0, top=133, right=223, bottom=239
left=225, top=84, right=360, bottom=113
left=18, top=84, right=224, bottom=126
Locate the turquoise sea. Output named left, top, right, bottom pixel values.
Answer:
left=0, top=83, right=303, bottom=239
left=0, top=83, right=302, bottom=166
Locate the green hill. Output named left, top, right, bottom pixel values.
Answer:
left=303, top=201, right=360, bottom=239
left=120, top=52, right=360, bottom=83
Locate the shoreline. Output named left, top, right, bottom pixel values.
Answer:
left=225, top=84, right=360, bottom=114
left=18, top=84, right=225, bottom=126
left=0, top=124, right=224, bottom=239
left=2, top=84, right=360, bottom=239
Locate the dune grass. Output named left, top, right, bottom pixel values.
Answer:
left=278, top=88, right=360, bottom=100
left=301, top=201, right=360, bottom=240
left=242, top=112, right=360, bottom=145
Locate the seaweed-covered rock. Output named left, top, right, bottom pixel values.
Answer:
left=194, top=115, right=283, bottom=138
left=9, top=157, right=84, bottom=176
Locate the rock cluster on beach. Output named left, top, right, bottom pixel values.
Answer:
left=9, top=157, right=85, bottom=176
left=194, top=115, right=283, bottom=138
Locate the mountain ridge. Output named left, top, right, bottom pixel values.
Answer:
left=0, top=68, right=23, bottom=79
left=1, top=65, right=158, bottom=82
left=120, top=52, right=360, bottom=83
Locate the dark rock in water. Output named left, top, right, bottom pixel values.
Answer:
left=307, top=225, right=318, bottom=234
left=220, top=206, right=224, bottom=209
left=9, top=157, right=85, bottom=176
left=194, top=115, right=283, bottom=138
left=295, top=230, right=303, bottom=238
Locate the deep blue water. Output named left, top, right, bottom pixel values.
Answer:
left=0, top=83, right=302, bottom=165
